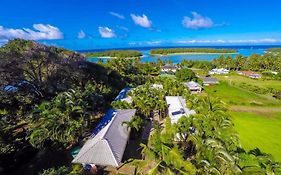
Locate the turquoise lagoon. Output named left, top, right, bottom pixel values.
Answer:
left=87, top=48, right=266, bottom=64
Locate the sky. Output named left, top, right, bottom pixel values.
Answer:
left=0, top=0, right=281, bottom=50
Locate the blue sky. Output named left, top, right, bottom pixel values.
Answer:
left=0, top=0, right=281, bottom=50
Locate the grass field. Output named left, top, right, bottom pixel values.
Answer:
left=204, top=81, right=281, bottom=106
left=232, top=111, right=281, bottom=161
left=160, top=74, right=176, bottom=78
left=213, top=74, right=281, bottom=91
left=204, top=75, right=281, bottom=161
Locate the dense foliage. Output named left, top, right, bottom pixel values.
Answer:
left=1, top=40, right=280, bottom=175
left=129, top=89, right=281, bottom=175
left=212, top=54, right=281, bottom=72
left=267, top=48, right=281, bottom=53
left=84, top=50, right=142, bottom=58
left=0, top=40, right=127, bottom=174
left=175, top=68, right=197, bottom=82
left=150, top=48, right=237, bottom=55
left=180, top=60, right=213, bottom=71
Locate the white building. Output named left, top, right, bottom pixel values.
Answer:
left=72, top=109, right=136, bottom=167
left=161, top=65, right=178, bottom=73
left=165, top=96, right=196, bottom=124
left=184, top=81, right=202, bottom=94
left=209, top=68, right=229, bottom=75
left=203, top=77, right=219, bottom=86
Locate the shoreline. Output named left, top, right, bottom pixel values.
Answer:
left=87, top=56, right=138, bottom=59
left=150, top=52, right=238, bottom=56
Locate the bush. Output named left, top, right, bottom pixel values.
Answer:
left=39, top=164, right=83, bottom=175
left=39, top=166, right=70, bottom=175
left=273, top=91, right=281, bottom=100
left=175, top=68, right=197, bottom=82
left=238, top=82, right=269, bottom=95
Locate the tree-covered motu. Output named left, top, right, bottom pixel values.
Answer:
left=150, top=48, right=237, bottom=55
left=84, top=50, right=142, bottom=58
left=212, top=53, right=281, bottom=72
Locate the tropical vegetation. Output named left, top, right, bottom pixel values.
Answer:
left=150, top=48, right=237, bottom=55
left=85, top=50, right=142, bottom=58
left=1, top=39, right=281, bottom=175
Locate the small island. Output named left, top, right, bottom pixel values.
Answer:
left=85, top=50, right=142, bottom=58
left=267, top=48, right=281, bottom=53
left=150, top=48, right=237, bottom=55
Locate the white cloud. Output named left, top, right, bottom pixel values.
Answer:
left=0, top=24, right=63, bottom=40
left=109, top=11, right=125, bottom=19
left=78, top=30, right=86, bottom=39
left=128, top=40, right=162, bottom=46
left=98, top=27, right=116, bottom=38
left=175, top=38, right=281, bottom=44
left=146, top=41, right=162, bottom=45
left=182, top=12, right=214, bottom=29
left=117, top=26, right=129, bottom=32
left=131, top=14, right=152, bottom=28
left=128, top=42, right=137, bottom=45
left=228, top=38, right=281, bottom=44
left=109, top=12, right=125, bottom=19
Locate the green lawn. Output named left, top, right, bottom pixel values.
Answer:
left=213, top=74, right=281, bottom=91
left=204, top=81, right=281, bottom=106
left=190, top=68, right=208, bottom=77
left=232, top=111, right=281, bottom=161
left=204, top=75, right=281, bottom=161
left=160, top=74, right=176, bottom=78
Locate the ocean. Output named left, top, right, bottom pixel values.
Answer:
left=84, top=45, right=279, bottom=64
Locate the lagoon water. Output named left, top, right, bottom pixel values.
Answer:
left=87, top=47, right=267, bottom=64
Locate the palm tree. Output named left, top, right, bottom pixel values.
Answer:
left=129, top=119, right=196, bottom=175
left=122, top=115, right=143, bottom=139
left=28, top=88, right=90, bottom=149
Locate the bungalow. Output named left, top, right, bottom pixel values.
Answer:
left=209, top=68, right=229, bottom=75
left=203, top=77, right=219, bottom=86
left=184, top=81, right=202, bottom=94
left=161, top=64, right=178, bottom=74
left=72, top=109, right=136, bottom=167
left=165, top=96, right=196, bottom=124
left=237, top=71, right=262, bottom=79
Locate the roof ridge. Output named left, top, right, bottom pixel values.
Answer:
left=104, top=139, right=119, bottom=166
left=102, top=109, right=133, bottom=165
left=100, top=110, right=118, bottom=138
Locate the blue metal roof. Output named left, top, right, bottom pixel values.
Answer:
left=91, top=108, right=117, bottom=136
left=114, top=87, right=131, bottom=101
left=91, top=87, right=132, bottom=136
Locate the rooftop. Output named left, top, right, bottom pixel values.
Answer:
left=184, top=81, right=202, bottom=89
left=161, top=64, right=178, bottom=69
left=72, top=109, right=136, bottom=167
left=203, top=77, right=219, bottom=84
left=165, top=96, right=196, bottom=124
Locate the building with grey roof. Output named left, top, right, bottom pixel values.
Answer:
left=165, top=96, right=196, bottom=124
left=202, top=77, right=219, bottom=86
left=72, top=109, right=136, bottom=167
left=184, top=81, right=202, bottom=94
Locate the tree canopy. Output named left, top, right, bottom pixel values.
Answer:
left=151, top=48, right=237, bottom=55
left=175, top=68, right=197, bottom=82
left=84, top=50, right=142, bottom=58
